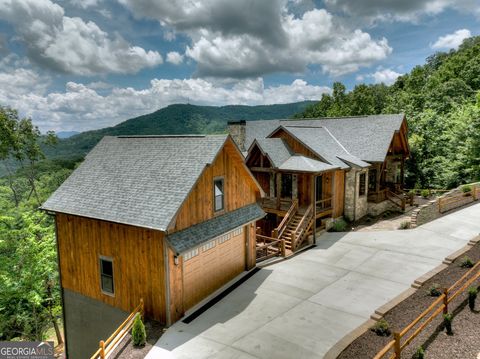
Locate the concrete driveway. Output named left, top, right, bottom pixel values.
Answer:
left=147, top=203, right=480, bottom=359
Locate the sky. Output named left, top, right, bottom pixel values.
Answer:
left=0, top=0, right=479, bottom=133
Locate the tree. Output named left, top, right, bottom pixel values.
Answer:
left=0, top=107, right=57, bottom=206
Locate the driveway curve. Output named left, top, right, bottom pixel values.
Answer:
left=147, top=203, right=480, bottom=359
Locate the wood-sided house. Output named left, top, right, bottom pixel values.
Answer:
left=42, top=135, right=264, bottom=359
left=228, top=114, right=410, bottom=254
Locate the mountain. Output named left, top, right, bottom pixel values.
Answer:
left=43, top=101, right=314, bottom=160
left=56, top=131, right=80, bottom=139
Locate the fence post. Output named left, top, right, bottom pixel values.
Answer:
left=99, top=340, right=105, bottom=359
left=438, top=197, right=442, bottom=213
left=443, top=289, right=448, bottom=314
left=394, top=332, right=401, bottom=359
left=140, top=298, right=144, bottom=318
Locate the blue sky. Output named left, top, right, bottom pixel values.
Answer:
left=0, top=0, right=478, bottom=132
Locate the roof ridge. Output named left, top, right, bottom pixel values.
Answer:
left=116, top=134, right=210, bottom=138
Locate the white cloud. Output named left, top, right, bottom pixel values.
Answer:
left=0, top=63, right=329, bottom=132
left=369, top=68, right=403, bottom=85
left=119, top=2, right=392, bottom=78
left=324, top=0, right=480, bottom=23
left=431, top=29, right=472, bottom=50
left=166, top=51, right=184, bottom=65
left=0, top=0, right=162, bottom=75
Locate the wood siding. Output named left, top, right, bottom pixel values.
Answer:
left=173, top=138, right=261, bottom=232
left=56, top=214, right=166, bottom=322
left=270, top=129, right=320, bottom=160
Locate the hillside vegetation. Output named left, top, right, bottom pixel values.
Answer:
left=43, top=101, right=314, bottom=160
left=297, top=36, right=480, bottom=188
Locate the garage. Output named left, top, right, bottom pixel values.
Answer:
left=183, top=227, right=246, bottom=311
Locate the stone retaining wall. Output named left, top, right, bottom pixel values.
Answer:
left=411, top=183, right=479, bottom=228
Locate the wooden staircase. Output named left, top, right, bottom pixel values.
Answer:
left=281, top=213, right=304, bottom=251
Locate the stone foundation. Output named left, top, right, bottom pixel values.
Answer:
left=344, top=168, right=369, bottom=221
left=367, top=200, right=403, bottom=217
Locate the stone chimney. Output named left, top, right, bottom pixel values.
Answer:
left=227, top=120, right=246, bottom=151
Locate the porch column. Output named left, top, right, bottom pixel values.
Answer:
left=312, top=174, right=316, bottom=244
left=276, top=172, right=281, bottom=209
left=292, top=174, right=298, bottom=200
left=269, top=173, right=275, bottom=197
left=400, top=156, right=405, bottom=189
left=331, top=171, right=335, bottom=215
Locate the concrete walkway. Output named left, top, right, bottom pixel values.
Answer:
left=147, top=203, right=480, bottom=359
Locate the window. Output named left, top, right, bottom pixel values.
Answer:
left=214, top=178, right=224, bottom=212
left=359, top=172, right=366, bottom=196
left=184, top=248, right=199, bottom=261
left=99, top=257, right=114, bottom=295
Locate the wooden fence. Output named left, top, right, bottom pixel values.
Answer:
left=438, top=187, right=479, bottom=213
left=90, top=299, right=144, bottom=359
left=374, top=261, right=480, bottom=359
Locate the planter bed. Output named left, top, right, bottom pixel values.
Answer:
left=338, top=242, right=480, bottom=359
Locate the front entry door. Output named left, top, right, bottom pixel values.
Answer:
left=281, top=174, right=292, bottom=199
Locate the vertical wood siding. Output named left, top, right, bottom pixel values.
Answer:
left=173, top=138, right=261, bottom=232
left=56, top=214, right=166, bottom=322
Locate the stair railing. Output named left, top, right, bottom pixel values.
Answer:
left=272, top=199, right=298, bottom=239
left=386, top=189, right=406, bottom=211
left=292, top=204, right=313, bottom=250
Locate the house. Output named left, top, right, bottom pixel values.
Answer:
left=42, top=135, right=264, bottom=359
left=228, top=114, right=410, bottom=254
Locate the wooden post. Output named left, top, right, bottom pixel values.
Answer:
left=272, top=228, right=278, bottom=239
left=443, top=289, right=448, bottom=314
left=99, top=340, right=105, bottom=359
left=438, top=197, right=442, bottom=213
left=280, top=239, right=286, bottom=257
left=140, top=298, right=144, bottom=318
left=276, top=172, right=281, bottom=210
left=394, top=332, right=401, bottom=359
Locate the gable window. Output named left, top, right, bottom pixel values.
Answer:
left=99, top=256, right=114, bottom=295
left=214, top=178, right=224, bottom=212
left=359, top=172, right=366, bottom=196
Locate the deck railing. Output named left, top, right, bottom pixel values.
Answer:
left=373, top=261, right=480, bottom=359
left=315, top=197, right=332, bottom=215
left=90, top=299, right=144, bottom=359
left=256, top=233, right=285, bottom=262
left=386, top=190, right=406, bottom=211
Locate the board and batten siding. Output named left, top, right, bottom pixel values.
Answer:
left=172, top=138, right=261, bottom=232
left=55, top=213, right=166, bottom=322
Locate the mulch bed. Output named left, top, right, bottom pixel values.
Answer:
left=109, top=319, right=164, bottom=359
left=338, top=242, right=480, bottom=359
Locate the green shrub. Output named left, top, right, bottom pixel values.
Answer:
left=331, top=218, right=348, bottom=232
left=421, top=189, right=429, bottom=198
left=460, top=256, right=474, bottom=268
left=399, top=221, right=411, bottom=230
left=468, top=287, right=478, bottom=311
left=462, top=185, right=472, bottom=193
left=428, top=283, right=442, bottom=297
left=414, top=346, right=425, bottom=359
left=131, top=313, right=146, bottom=347
left=443, top=313, right=453, bottom=335
left=370, top=319, right=391, bottom=337
left=408, top=189, right=416, bottom=196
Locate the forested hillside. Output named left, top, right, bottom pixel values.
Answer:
left=298, top=36, right=480, bottom=189
left=43, top=101, right=314, bottom=160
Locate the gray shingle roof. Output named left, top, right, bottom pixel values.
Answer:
left=250, top=138, right=293, bottom=167
left=42, top=135, right=229, bottom=231
left=244, top=114, right=404, bottom=163
left=278, top=155, right=338, bottom=172
left=166, top=203, right=265, bottom=254
left=275, top=125, right=369, bottom=169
